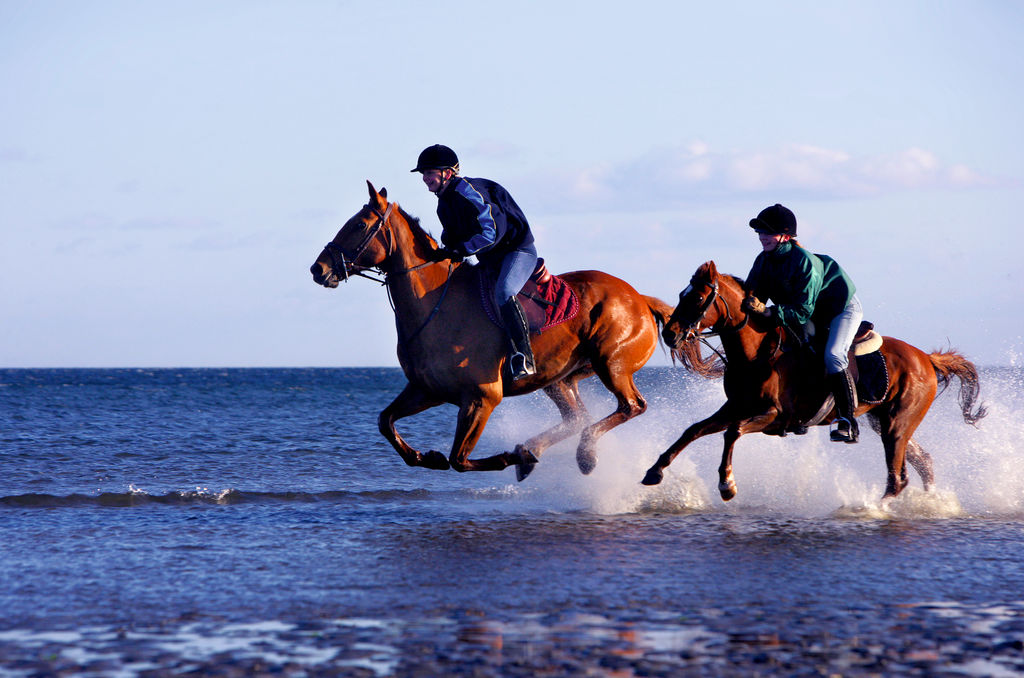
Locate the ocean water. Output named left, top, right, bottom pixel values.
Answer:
left=1, top=366, right=1023, bottom=676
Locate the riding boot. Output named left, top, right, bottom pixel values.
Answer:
left=829, top=368, right=860, bottom=443
left=498, top=297, right=536, bottom=380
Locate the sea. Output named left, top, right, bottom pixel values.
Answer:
left=1, top=365, right=1023, bottom=677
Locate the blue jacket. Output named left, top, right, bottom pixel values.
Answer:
left=435, top=176, right=535, bottom=266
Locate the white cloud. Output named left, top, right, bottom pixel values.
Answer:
left=527, top=142, right=996, bottom=214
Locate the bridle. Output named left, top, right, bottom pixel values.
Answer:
left=679, top=278, right=750, bottom=367
left=322, top=203, right=396, bottom=284
left=320, top=200, right=453, bottom=345
left=683, top=279, right=748, bottom=340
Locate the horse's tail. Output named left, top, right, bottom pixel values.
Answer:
left=643, top=296, right=723, bottom=379
left=928, top=350, right=988, bottom=426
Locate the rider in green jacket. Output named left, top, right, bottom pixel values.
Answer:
left=742, top=204, right=863, bottom=443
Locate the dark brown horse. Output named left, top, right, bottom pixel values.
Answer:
left=310, top=182, right=709, bottom=480
left=643, top=260, right=986, bottom=501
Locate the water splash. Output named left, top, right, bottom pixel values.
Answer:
left=482, top=366, right=1024, bottom=518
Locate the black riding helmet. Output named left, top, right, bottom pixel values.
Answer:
left=411, top=144, right=460, bottom=173
left=749, top=204, right=797, bottom=236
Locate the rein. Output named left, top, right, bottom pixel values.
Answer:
left=387, top=262, right=455, bottom=346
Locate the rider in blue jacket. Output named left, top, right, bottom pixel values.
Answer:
left=412, top=144, right=538, bottom=380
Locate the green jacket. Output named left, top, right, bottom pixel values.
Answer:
left=745, top=241, right=856, bottom=334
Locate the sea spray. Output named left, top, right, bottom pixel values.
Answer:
left=481, top=366, right=1022, bottom=518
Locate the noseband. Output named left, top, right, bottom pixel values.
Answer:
left=322, top=203, right=395, bottom=283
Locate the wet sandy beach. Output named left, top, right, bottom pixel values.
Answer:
left=3, top=600, right=1024, bottom=677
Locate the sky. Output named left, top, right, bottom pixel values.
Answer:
left=2, top=0, right=1022, bottom=368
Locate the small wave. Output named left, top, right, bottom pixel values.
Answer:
left=0, top=487, right=437, bottom=509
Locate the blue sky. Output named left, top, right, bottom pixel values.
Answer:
left=2, top=1, right=1021, bottom=367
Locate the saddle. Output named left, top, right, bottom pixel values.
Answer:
left=478, top=258, right=580, bottom=334
left=850, top=321, right=888, bottom=404
left=777, top=321, right=890, bottom=436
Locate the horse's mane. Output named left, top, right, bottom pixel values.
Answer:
left=394, top=202, right=439, bottom=249
left=725, top=273, right=746, bottom=289
left=695, top=262, right=746, bottom=294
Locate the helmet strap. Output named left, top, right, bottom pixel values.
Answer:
left=434, top=168, right=456, bottom=194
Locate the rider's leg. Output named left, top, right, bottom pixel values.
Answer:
left=825, top=295, right=863, bottom=443
left=494, top=245, right=538, bottom=380
left=499, top=296, right=535, bottom=379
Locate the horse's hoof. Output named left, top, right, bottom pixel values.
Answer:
left=514, top=445, right=538, bottom=482
left=420, top=450, right=451, bottom=470
left=516, top=461, right=536, bottom=482
left=641, top=468, right=663, bottom=486
left=576, top=449, right=596, bottom=475
left=719, top=479, right=737, bottom=501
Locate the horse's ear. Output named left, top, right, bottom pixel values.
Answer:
left=365, top=180, right=386, bottom=205
left=706, top=261, right=718, bottom=276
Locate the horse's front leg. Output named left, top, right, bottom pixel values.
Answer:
left=378, top=383, right=450, bottom=470
left=718, top=413, right=780, bottom=500
left=641, top=405, right=735, bottom=486
left=449, top=394, right=528, bottom=472
left=717, top=424, right=741, bottom=500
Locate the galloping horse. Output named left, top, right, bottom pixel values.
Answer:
left=310, top=182, right=710, bottom=480
left=642, top=261, right=986, bottom=501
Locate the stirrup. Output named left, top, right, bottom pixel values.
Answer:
left=508, top=352, right=535, bottom=380
left=830, top=417, right=858, bottom=444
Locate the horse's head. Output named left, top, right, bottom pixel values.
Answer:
left=663, top=261, right=728, bottom=349
left=310, top=181, right=396, bottom=288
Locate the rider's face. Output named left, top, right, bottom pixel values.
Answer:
left=421, top=169, right=450, bottom=193
left=757, top=231, right=788, bottom=252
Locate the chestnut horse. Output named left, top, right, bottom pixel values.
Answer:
left=642, top=261, right=986, bottom=501
left=310, top=182, right=709, bottom=480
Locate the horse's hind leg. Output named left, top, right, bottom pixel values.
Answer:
left=379, top=383, right=450, bottom=470
left=875, top=403, right=932, bottom=500
left=515, top=368, right=593, bottom=482
left=575, top=367, right=647, bottom=475
left=867, top=414, right=934, bottom=491
left=905, top=438, right=935, bottom=491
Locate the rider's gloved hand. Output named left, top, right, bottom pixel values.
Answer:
left=433, top=247, right=464, bottom=263
left=742, top=296, right=776, bottom=323
left=741, top=295, right=766, bottom=313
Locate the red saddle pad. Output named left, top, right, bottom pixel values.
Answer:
left=478, top=259, right=579, bottom=334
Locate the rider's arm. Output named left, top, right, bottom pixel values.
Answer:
left=451, top=180, right=505, bottom=256
left=772, top=251, right=823, bottom=327
left=744, top=255, right=768, bottom=302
